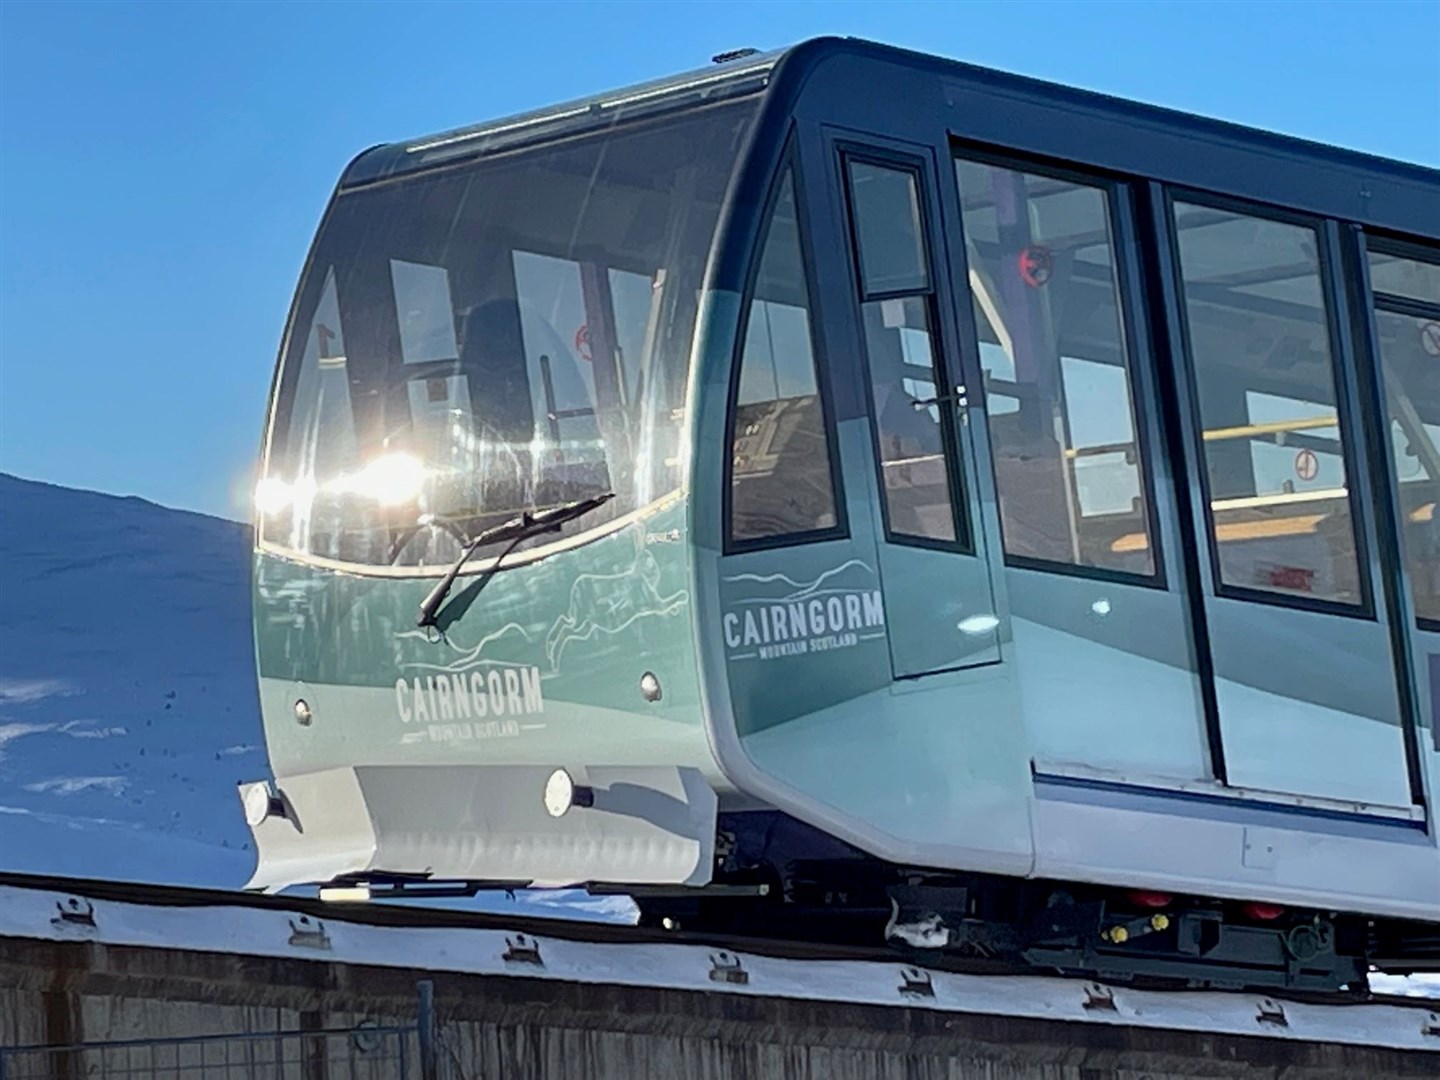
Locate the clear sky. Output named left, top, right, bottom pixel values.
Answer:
left=1, top=0, right=1436, bottom=520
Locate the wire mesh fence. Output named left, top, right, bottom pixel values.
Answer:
left=0, top=982, right=440, bottom=1080
left=0, top=1024, right=418, bottom=1080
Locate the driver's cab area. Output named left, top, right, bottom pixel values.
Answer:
left=258, top=97, right=759, bottom=573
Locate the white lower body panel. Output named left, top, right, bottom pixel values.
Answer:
left=1032, top=777, right=1440, bottom=922
left=241, top=764, right=716, bottom=891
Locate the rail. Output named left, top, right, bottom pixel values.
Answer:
left=1, top=872, right=1436, bottom=1057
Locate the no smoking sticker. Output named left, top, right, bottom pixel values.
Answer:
left=1421, top=321, right=1440, bottom=358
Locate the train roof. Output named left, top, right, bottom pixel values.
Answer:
left=340, top=37, right=1439, bottom=235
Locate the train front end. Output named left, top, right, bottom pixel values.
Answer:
left=237, top=57, right=774, bottom=894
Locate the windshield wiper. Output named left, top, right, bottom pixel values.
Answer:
left=416, top=492, right=615, bottom=630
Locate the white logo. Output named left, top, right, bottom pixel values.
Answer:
left=721, top=561, right=886, bottom=663
left=395, top=666, right=543, bottom=724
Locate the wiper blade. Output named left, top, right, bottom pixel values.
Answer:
left=416, top=492, right=615, bottom=630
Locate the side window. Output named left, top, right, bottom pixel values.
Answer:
left=1171, top=203, right=1363, bottom=606
left=728, top=168, right=839, bottom=544
left=845, top=157, right=967, bottom=547
left=1367, top=241, right=1440, bottom=624
left=954, top=158, right=1156, bottom=576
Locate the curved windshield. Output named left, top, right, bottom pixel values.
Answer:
left=258, top=99, right=757, bottom=567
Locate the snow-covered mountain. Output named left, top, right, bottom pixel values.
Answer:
left=0, top=473, right=625, bottom=919
left=0, top=473, right=260, bottom=884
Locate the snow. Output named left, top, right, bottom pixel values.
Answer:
left=0, top=473, right=630, bottom=922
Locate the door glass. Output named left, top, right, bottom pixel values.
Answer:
left=861, top=296, right=956, bottom=542
left=845, top=157, right=967, bottom=549
left=847, top=161, right=929, bottom=294
left=1172, top=204, right=1363, bottom=606
left=955, top=159, right=1156, bottom=576
left=1369, top=244, right=1440, bottom=623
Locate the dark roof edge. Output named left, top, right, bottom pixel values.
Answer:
left=819, top=35, right=1438, bottom=183
left=334, top=36, right=1437, bottom=193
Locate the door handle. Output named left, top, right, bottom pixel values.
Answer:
left=911, top=385, right=969, bottom=409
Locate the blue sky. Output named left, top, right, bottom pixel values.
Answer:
left=1, top=0, right=1436, bottom=520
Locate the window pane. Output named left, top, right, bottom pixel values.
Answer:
left=729, top=171, right=838, bottom=542
left=862, top=296, right=958, bottom=543
left=847, top=161, right=929, bottom=295
left=1369, top=249, right=1440, bottom=305
left=954, top=159, right=1155, bottom=575
left=1173, top=205, right=1361, bottom=604
left=1370, top=246, right=1440, bottom=622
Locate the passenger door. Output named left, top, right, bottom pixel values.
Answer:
left=832, top=138, right=1001, bottom=679
left=1159, top=196, right=1418, bottom=811
left=947, top=153, right=1214, bottom=786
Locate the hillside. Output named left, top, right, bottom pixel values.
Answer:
left=0, top=474, right=260, bottom=884
left=0, top=473, right=626, bottom=919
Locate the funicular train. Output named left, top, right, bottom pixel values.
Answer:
left=241, top=38, right=1440, bottom=991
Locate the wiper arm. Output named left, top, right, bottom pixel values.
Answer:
left=416, top=492, right=615, bottom=630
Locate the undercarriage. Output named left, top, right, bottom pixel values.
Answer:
left=625, top=812, right=1440, bottom=995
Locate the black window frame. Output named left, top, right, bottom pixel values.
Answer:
left=1362, top=233, right=1440, bottom=634
left=839, top=144, right=974, bottom=556
left=949, top=141, right=1170, bottom=590
left=722, top=140, right=849, bottom=555
left=1163, top=187, right=1378, bottom=620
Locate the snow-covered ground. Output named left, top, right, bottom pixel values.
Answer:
left=0, top=472, right=1431, bottom=993
left=0, top=473, right=627, bottom=921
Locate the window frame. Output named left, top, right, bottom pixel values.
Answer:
left=722, top=141, right=849, bottom=554
left=1362, top=233, right=1440, bottom=633
left=839, top=144, right=975, bottom=556
left=950, top=142, right=1170, bottom=588
left=1163, top=187, right=1378, bottom=620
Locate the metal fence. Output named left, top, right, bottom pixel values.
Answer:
left=0, top=982, right=440, bottom=1080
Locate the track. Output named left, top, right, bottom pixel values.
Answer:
left=1, top=871, right=1435, bottom=1024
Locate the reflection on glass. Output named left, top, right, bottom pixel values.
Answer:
left=955, top=158, right=1154, bottom=575
left=862, top=297, right=956, bottom=543
left=259, top=101, right=756, bottom=566
left=730, top=170, right=838, bottom=542
left=390, top=260, right=460, bottom=365
left=1370, top=245, right=1440, bottom=622
left=1173, top=204, right=1361, bottom=604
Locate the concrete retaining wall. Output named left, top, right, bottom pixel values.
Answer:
left=1, top=934, right=1434, bottom=1078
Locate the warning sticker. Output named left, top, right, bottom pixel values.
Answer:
left=1294, top=448, right=1319, bottom=482
left=1018, top=246, right=1053, bottom=288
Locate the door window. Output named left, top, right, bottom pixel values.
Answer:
left=955, top=158, right=1157, bottom=576
left=845, top=157, right=969, bottom=550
